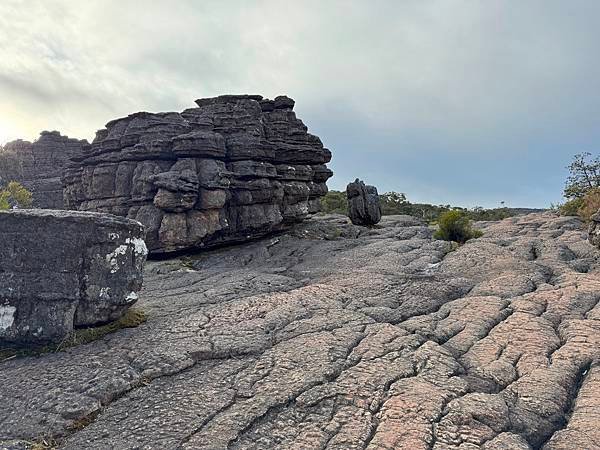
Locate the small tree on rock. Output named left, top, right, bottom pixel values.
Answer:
left=0, top=181, right=33, bottom=210
left=564, top=152, right=600, bottom=200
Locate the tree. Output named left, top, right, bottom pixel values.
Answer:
left=379, top=191, right=408, bottom=215
left=0, top=181, right=33, bottom=210
left=564, top=152, right=600, bottom=199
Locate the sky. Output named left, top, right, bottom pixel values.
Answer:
left=1, top=0, right=600, bottom=208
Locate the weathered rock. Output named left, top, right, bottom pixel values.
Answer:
left=0, top=209, right=147, bottom=346
left=590, top=209, right=600, bottom=249
left=63, top=95, right=333, bottom=255
left=346, top=178, right=382, bottom=225
left=1, top=212, right=598, bottom=449
left=0, top=131, right=88, bottom=208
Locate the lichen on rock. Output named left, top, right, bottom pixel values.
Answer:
left=0, top=209, right=147, bottom=346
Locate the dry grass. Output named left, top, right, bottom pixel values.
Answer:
left=0, top=308, right=147, bottom=361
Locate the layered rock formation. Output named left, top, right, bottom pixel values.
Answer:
left=0, top=131, right=87, bottom=208
left=347, top=178, right=382, bottom=225
left=63, top=95, right=333, bottom=254
left=590, top=210, right=600, bottom=249
left=1, top=213, right=599, bottom=448
left=0, top=209, right=147, bottom=345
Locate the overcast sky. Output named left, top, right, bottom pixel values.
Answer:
left=2, top=0, right=599, bottom=207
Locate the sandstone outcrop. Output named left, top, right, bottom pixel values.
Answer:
left=347, top=178, right=382, bottom=225
left=63, top=95, right=333, bottom=254
left=0, top=131, right=87, bottom=208
left=0, top=209, right=147, bottom=345
left=2, top=212, right=597, bottom=448
left=590, top=209, right=600, bottom=249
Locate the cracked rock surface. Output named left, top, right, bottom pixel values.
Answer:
left=1, top=212, right=599, bottom=449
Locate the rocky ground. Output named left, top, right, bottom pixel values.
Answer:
left=1, top=212, right=599, bottom=450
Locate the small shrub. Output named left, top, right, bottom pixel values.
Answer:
left=558, top=197, right=584, bottom=217
left=434, top=210, right=483, bottom=244
left=0, top=181, right=32, bottom=209
left=577, top=188, right=600, bottom=222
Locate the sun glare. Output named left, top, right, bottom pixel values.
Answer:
left=0, top=123, right=17, bottom=145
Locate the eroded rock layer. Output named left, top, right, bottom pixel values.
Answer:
left=63, top=95, right=333, bottom=254
left=0, top=131, right=88, bottom=208
left=1, top=212, right=598, bottom=449
left=0, top=209, right=147, bottom=345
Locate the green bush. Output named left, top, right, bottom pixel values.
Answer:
left=558, top=197, right=585, bottom=217
left=0, top=181, right=32, bottom=209
left=434, top=210, right=483, bottom=244
left=319, top=190, right=348, bottom=214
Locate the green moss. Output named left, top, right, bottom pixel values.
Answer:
left=0, top=308, right=147, bottom=361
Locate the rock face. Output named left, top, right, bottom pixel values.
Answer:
left=63, top=95, right=333, bottom=254
left=0, top=209, right=147, bottom=346
left=590, top=210, right=600, bottom=249
left=346, top=178, right=381, bottom=225
left=2, top=212, right=598, bottom=449
left=0, top=131, right=88, bottom=208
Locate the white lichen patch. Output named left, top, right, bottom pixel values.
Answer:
left=99, top=287, right=111, bottom=300
left=105, top=244, right=129, bottom=273
left=0, top=305, right=16, bottom=331
left=105, top=237, right=147, bottom=273
left=108, top=232, right=120, bottom=240
left=126, top=292, right=139, bottom=302
left=126, top=237, right=148, bottom=257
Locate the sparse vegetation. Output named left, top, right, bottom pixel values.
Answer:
left=434, top=210, right=483, bottom=244
left=0, top=308, right=147, bottom=361
left=0, top=180, right=32, bottom=209
left=564, top=152, right=600, bottom=200
left=557, top=153, right=600, bottom=221
left=319, top=190, right=347, bottom=214
left=321, top=190, right=524, bottom=223
left=576, top=188, right=600, bottom=222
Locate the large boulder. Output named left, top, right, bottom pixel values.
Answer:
left=0, top=209, right=147, bottom=346
left=346, top=178, right=382, bottom=225
left=0, top=131, right=88, bottom=208
left=63, top=95, right=333, bottom=255
left=590, top=209, right=600, bottom=249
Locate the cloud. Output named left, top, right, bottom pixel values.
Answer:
left=1, top=0, right=599, bottom=206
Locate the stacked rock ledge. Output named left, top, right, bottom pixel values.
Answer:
left=63, top=94, right=333, bottom=255
left=0, top=209, right=147, bottom=346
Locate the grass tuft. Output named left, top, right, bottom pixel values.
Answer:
left=0, top=308, right=147, bottom=361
